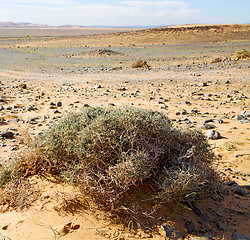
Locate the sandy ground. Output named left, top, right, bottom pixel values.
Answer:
left=0, top=24, right=249, bottom=240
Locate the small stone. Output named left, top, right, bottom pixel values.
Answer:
left=201, top=123, right=215, bottom=130
left=216, top=119, right=224, bottom=124
left=27, top=105, right=37, bottom=111
left=10, top=146, right=18, bottom=151
left=108, top=103, right=115, bottom=106
left=94, top=84, right=101, bottom=89
left=199, top=82, right=208, bottom=87
left=57, top=101, right=62, bottom=107
left=206, top=130, right=221, bottom=139
left=0, top=131, right=14, bottom=138
left=202, top=119, right=213, bottom=124
left=185, top=221, right=195, bottom=234
left=231, top=233, right=250, bottom=240
left=242, top=111, right=250, bottom=118
left=231, top=183, right=246, bottom=196
left=161, top=224, right=183, bottom=240
left=236, top=115, right=247, bottom=121
left=216, top=222, right=226, bottom=231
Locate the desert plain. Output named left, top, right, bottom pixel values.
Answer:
left=0, top=24, right=249, bottom=240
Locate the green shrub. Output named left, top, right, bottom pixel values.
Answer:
left=1, top=107, right=218, bottom=216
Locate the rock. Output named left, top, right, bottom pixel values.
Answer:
left=27, top=105, right=37, bottom=111
left=216, top=221, right=226, bottom=230
left=216, top=119, right=224, bottom=124
left=226, top=180, right=236, bottom=186
left=57, top=101, right=62, bottom=107
left=201, top=123, right=215, bottom=130
left=202, top=119, right=213, bottom=124
left=161, top=224, right=183, bottom=240
left=161, top=104, right=168, bottom=109
left=185, top=221, right=195, bottom=234
left=206, top=130, right=221, bottom=139
left=199, top=82, right=208, bottom=87
left=242, top=111, right=250, bottom=118
left=0, top=131, right=14, bottom=138
left=108, top=103, right=115, bottom=106
left=231, top=183, right=246, bottom=196
left=94, top=84, right=102, bottom=89
left=236, top=115, right=247, bottom=121
left=10, top=146, right=18, bottom=151
left=231, top=233, right=250, bottom=240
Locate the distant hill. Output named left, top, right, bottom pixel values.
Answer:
left=0, top=22, right=86, bottom=28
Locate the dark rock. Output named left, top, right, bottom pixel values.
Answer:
left=10, top=146, right=18, bottom=151
left=231, top=183, right=246, bottom=196
left=206, top=130, right=221, bottom=139
left=57, top=101, right=62, bottom=107
left=185, top=221, right=195, bottom=234
left=216, top=221, right=226, bottom=230
left=202, top=119, right=213, bottom=124
left=0, top=131, right=14, bottom=138
left=108, top=103, right=115, bottom=106
left=226, top=180, right=236, bottom=186
left=216, top=119, right=224, bottom=124
left=201, top=213, right=211, bottom=222
left=201, top=123, right=215, bottom=130
left=27, top=105, right=37, bottom=111
left=236, top=115, right=247, bottom=121
left=231, top=233, right=250, bottom=240
left=199, top=82, right=208, bottom=87
left=161, top=224, right=183, bottom=240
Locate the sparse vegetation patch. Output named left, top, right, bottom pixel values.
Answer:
left=0, top=107, right=219, bottom=218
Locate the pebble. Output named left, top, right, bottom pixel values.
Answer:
left=161, top=224, right=183, bottom=240
left=57, top=101, right=62, bottom=107
left=206, top=130, right=221, bottom=139
left=185, top=221, right=195, bottom=234
left=231, top=183, right=246, bottom=196
left=231, top=233, right=250, bottom=240
left=0, top=131, right=14, bottom=138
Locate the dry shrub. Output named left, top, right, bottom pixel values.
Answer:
left=234, top=49, right=250, bottom=59
left=0, top=179, right=39, bottom=212
left=0, top=107, right=219, bottom=217
left=211, top=57, right=222, bottom=63
left=132, top=60, right=150, bottom=69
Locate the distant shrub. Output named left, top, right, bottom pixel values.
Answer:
left=132, top=60, right=150, bottom=68
left=211, top=58, right=222, bottom=63
left=0, top=107, right=219, bottom=217
left=19, top=83, right=27, bottom=89
left=235, top=49, right=250, bottom=59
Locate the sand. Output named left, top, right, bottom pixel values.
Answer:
left=0, top=24, right=249, bottom=240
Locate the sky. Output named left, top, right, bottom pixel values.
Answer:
left=0, top=0, right=249, bottom=27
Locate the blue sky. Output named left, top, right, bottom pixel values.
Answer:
left=0, top=0, right=249, bottom=27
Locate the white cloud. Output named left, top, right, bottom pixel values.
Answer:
left=0, top=0, right=201, bottom=26
left=0, top=0, right=74, bottom=5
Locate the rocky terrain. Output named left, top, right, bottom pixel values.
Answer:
left=0, top=24, right=249, bottom=240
